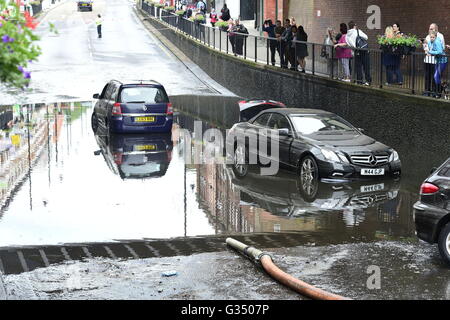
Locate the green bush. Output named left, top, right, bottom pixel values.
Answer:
left=175, top=10, right=185, bottom=16
left=154, top=3, right=164, bottom=8
left=0, top=0, right=41, bottom=89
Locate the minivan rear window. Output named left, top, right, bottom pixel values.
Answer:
left=119, top=87, right=169, bottom=104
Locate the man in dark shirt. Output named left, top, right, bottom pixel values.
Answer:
left=262, top=19, right=277, bottom=66
left=274, top=20, right=286, bottom=68
left=280, top=19, right=292, bottom=68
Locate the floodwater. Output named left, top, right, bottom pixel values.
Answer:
left=0, top=98, right=430, bottom=257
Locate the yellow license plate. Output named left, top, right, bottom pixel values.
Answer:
left=135, top=144, right=157, bottom=151
left=135, top=116, right=155, bottom=122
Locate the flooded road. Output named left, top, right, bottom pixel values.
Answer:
left=0, top=97, right=449, bottom=299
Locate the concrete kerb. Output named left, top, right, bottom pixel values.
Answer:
left=141, top=6, right=450, bottom=110
left=0, top=272, right=6, bottom=300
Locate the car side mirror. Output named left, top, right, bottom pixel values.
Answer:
left=278, top=128, right=291, bottom=136
left=93, top=93, right=100, bottom=99
left=430, top=167, right=438, bottom=174
left=357, top=128, right=365, bottom=133
left=94, top=150, right=101, bottom=156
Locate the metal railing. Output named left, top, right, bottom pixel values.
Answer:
left=141, top=2, right=450, bottom=99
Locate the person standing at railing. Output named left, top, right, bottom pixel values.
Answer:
left=346, top=21, right=371, bottom=86
left=391, top=23, right=404, bottom=85
left=426, top=30, right=447, bottom=98
left=382, top=26, right=399, bottom=85
left=220, top=3, right=230, bottom=22
left=296, top=26, right=308, bottom=73
left=196, top=0, right=206, bottom=15
left=285, top=25, right=298, bottom=71
left=423, top=23, right=445, bottom=96
left=281, top=19, right=292, bottom=69
left=334, top=23, right=352, bottom=82
left=209, top=8, right=218, bottom=27
left=231, top=19, right=248, bottom=56
left=275, top=20, right=286, bottom=68
left=263, top=19, right=277, bottom=66
left=322, top=27, right=337, bottom=77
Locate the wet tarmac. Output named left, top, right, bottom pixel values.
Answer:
left=0, top=97, right=449, bottom=299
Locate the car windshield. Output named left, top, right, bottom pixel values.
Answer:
left=290, top=114, right=357, bottom=135
left=119, top=87, right=168, bottom=104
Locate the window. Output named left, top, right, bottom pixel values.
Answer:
left=253, top=113, right=271, bottom=127
left=290, top=114, right=356, bottom=135
left=438, top=160, right=450, bottom=177
left=119, top=87, right=169, bottom=103
left=268, top=114, right=291, bottom=131
left=104, top=83, right=115, bottom=101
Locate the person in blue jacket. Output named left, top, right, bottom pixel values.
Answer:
left=426, top=30, right=448, bottom=98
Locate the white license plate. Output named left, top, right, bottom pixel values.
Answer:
left=360, top=183, right=385, bottom=193
left=360, top=168, right=385, bottom=176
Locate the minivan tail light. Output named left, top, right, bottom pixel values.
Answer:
left=112, top=103, right=122, bottom=115
left=420, top=183, right=439, bottom=195
left=113, top=152, right=123, bottom=165
left=166, top=103, right=173, bottom=115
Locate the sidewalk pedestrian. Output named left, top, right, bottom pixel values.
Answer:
left=346, top=21, right=371, bottom=85
left=263, top=19, right=277, bottom=66
left=227, top=19, right=236, bottom=54
left=280, top=19, right=291, bottom=68
left=423, top=23, right=446, bottom=96
left=296, top=26, right=308, bottom=73
left=322, top=27, right=337, bottom=76
left=287, top=25, right=298, bottom=70
left=334, top=23, right=352, bottom=82
left=382, top=26, right=398, bottom=85
left=220, top=4, right=230, bottom=22
left=232, top=19, right=248, bottom=56
left=275, top=20, right=286, bottom=68
left=96, top=14, right=102, bottom=38
left=391, top=22, right=404, bottom=85
left=209, top=8, right=218, bottom=27
left=426, top=30, right=448, bottom=98
left=196, top=0, right=206, bottom=15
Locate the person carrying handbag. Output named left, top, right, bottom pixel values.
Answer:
left=346, top=21, right=371, bottom=85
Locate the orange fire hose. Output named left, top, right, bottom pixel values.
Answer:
left=226, top=238, right=350, bottom=300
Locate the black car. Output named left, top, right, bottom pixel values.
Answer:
left=413, top=157, right=450, bottom=266
left=227, top=107, right=401, bottom=180
left=92, top=80, right=173, bottom=134
left=94, top=132, right=173, bottom=179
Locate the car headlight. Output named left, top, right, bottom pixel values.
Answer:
left=389, top=150, right=400, bottom=162
left=321, top=149, right=348, bottom=163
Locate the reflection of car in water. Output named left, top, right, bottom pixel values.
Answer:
left=77, top=0, right=93, bottom=11
left=227, top=166, right=401, bottom=217
left=414, top=157, right=450, bottom=266
left=94, top=133, right=173, bottom=179
left=227, top=105, right=402, bottom=180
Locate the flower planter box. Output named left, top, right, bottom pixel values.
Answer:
left=381, top=44, right=416, bottom=55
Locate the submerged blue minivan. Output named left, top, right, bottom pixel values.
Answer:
left=91, top=80, right=173, bottom=133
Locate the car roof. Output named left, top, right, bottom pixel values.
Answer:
left=261, top=108, right=335, bottom=116
left=112, top=80, right=164, bottom=87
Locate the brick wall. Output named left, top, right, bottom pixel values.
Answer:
left=263, top=0, right=288, bottom=22
left=286, top=0, right=450, bottom=47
